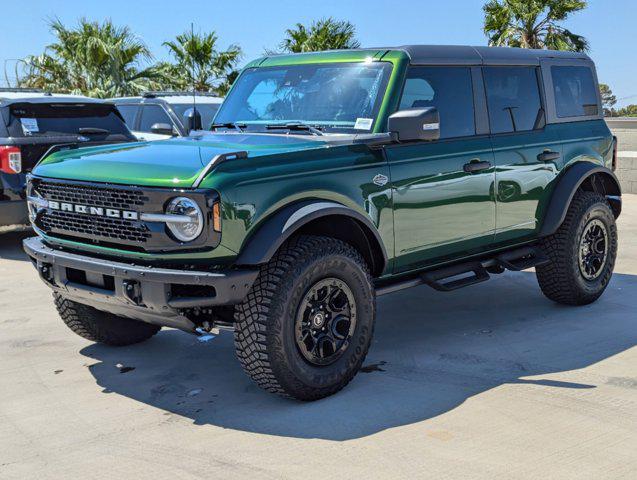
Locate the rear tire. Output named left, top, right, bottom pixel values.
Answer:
left=54, top=294, right=161, bottom=346
left=536, top=191, right=617, bottom=305
left=233, top=235, right=375, bottom=401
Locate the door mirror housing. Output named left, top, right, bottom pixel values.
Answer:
left=150, top=123, right=176, bottom=136
left=387, top=107, right=440, bottom=142
left=183, top=108, right=203, bottom=133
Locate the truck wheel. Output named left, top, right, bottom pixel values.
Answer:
left=536, top=191, right=617, bottom=306
left=54, top=294, right=160, bottom=346
left=234, top=235, right=375, bottom=401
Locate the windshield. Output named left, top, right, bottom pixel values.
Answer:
left=171, top=103, right=221, bottom=130
left=215, top=62, right=393, bottom=133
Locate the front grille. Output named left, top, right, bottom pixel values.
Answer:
left=29, top=176, right=219, bottom=253
left=40, top=210, right=151, bottom=243
left=34, top=179, right=151, bottom=246
left=36, top=181, right=148, bottom=210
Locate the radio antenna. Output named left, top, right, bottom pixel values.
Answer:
left=191, top=22, right=197, bottom=128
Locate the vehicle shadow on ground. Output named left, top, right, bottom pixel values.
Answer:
left=81, top=271, right=637, bottom=441
left=0, top=229, right=33, bottom=262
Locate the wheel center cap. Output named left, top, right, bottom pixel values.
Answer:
left=312, top=313, right=325, bottom=328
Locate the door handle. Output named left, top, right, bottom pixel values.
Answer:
left=463, top=159, right=492, bottom=173
left=537, top=150, right=560, bottom=162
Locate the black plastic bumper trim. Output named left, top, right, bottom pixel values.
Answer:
left=23, top=236, right=258, bottom=327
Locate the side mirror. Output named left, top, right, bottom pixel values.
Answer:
left=387, top=107, right=440, bottom=142
left=150, top=123, right=176, bottom=136
left=183, top=108, right=202, bottom=134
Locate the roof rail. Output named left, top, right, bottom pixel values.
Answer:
left=0, top=87, right=46, bottom=93
left=142, top=91, right=219, bottom=98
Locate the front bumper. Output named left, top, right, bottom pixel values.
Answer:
left=23, top=236, right=258, bottom=332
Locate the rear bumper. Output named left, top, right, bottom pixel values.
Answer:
left=23, top=236, right=258, bottom=331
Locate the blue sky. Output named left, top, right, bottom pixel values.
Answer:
left=2, top=0, right=636, bottom=106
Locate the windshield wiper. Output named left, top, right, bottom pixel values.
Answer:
left=78, top=127, right=110, bottom=135
left=265, top=122, right=324, bottom=136
left=210, top=122, right=246, bottom=132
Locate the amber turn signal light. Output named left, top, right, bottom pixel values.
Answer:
left=212, top=202, right=221, bottom=232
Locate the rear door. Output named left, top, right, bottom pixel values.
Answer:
left=385, top=66, right=496, bottom=272
left=483, top=66, right=561, bottom=244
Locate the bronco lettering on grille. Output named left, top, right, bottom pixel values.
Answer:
left=48, top=201, right=138, bottom=220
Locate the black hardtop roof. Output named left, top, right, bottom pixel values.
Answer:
left=393, top=45, right=591, bottom=65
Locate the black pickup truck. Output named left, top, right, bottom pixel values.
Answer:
left=0, top=89, right=135, bottom=228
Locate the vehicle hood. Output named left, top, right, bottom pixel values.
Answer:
left=33, top=132, right=359, bottom=187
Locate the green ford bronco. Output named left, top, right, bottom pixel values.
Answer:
left=24, top=45, right=621, bottom=400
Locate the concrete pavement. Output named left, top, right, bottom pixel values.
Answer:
left=1, top=197, right=636, bottom=479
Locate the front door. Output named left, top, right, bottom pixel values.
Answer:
left=482, top=66, right=561, bottom=244
left=386, top=66, right=496, bottom=272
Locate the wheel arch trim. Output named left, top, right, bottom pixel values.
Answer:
left=235, top=200, right=388, bottom=275
left=539, top=162, right=621, bottom=237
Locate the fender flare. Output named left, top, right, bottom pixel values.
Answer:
left=539, top=163, right=621, bottom=237
left=235, top=200, right=388, bottom=273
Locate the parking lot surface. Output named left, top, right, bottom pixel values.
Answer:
left=1, top=196, right=636, bottom=479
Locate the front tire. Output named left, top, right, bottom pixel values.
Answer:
left=54, top=294, right=161, bottom=346
left=234, top=235, right=376, bottom=401
left=536, top=191, right=617, bottom=305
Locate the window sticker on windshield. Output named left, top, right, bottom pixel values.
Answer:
left=20, top=118, right=39, bottom=135
left=354, top=118, right=373, bottom=130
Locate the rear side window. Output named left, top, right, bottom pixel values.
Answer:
left=399, top=67, right=475, bottom=139
left=483, top=67, right=543, bottom=134
left=139, top=105, right=171, bottom=132
left=116, top=104, right=139, bottom=128
left=551, top=66, right=599, bottom=118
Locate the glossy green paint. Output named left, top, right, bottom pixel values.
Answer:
left=30, top=49, right=615, bottom=279
left=386, top=136, right=496, bottom=272
left=532, top=119, right=614, bottom=230
left=490, top=125, right=562, bottom=244
left=35, top=134, right=333, bottom=187
left=199, top=142, right=393, bottom=270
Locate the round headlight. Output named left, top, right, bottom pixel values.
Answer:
left=165, top=197, right=204, bottom=242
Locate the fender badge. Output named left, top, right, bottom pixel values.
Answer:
left=372, top=174, right=388, bottom=186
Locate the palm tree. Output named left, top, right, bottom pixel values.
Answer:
left=278, top=18, right=360, bottom=53
left=162, top=30, right=241, bottom=96
left=20, top=18, right=164, bottom=97
left=483, top=0, right=589, bottom=52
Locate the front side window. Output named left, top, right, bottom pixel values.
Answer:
left=215, top=62, right=393, bottom=133
left=483, top=67, right=543, bottom=134
left=139, top=105, right=172, bottom=132
left=399, top=66, right=475, bottom=139
left=551, top=66, right=599, bottom=118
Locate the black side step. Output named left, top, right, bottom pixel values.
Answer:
left=495, top=246, right=549, bottom=271
left=375, top=244, right=551, bottom=297
left=421, top=262, right=490, bottom=292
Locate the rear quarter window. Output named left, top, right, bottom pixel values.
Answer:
left=551, top=66, right=599, bottom=118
